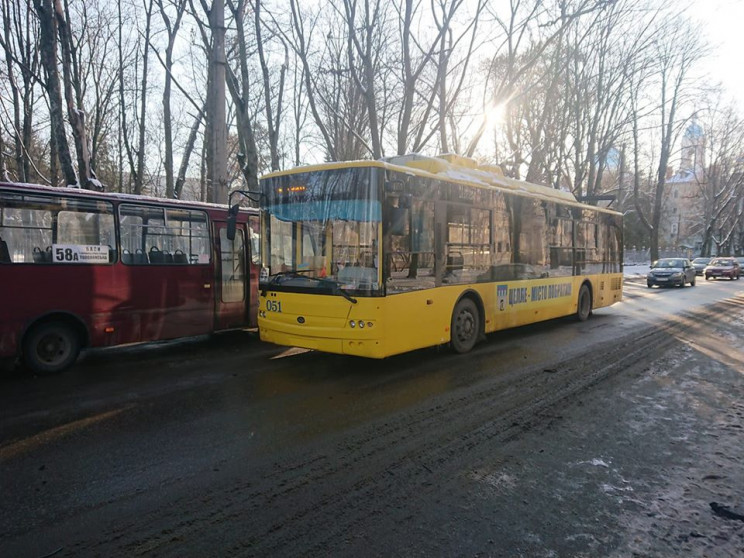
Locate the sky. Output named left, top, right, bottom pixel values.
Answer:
left=688, top=0, right=744, bottom=108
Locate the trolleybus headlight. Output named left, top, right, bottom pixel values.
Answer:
left=359, top=321, right=365, bottom=329
left=349, top=320, right=356, bottom=328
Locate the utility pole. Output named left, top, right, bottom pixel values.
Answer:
left=207, top=0, right=227, bottom=204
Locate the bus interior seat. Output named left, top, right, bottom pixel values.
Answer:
left=0, top=236, right=10, bottom=263
left=134, top=249, right=148, bottom=264
left=108, top=245, right=116, bottom=263
left=32, top=246, right=52, bottom=263
left=173, top=249, right=188, bottom=264
left=446, top=251, right=464, bottom=272
left=148, top=246, right=165, bottom=264
left=164, top=250, right=174, bottom=264
left=121, top=249, right=133, bottom=264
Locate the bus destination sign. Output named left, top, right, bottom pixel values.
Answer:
left=52, top=244, right=110, bottom=264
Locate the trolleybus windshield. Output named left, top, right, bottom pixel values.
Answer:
left=261, top=167, right=382, bottom=296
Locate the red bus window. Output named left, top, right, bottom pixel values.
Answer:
left=119, top=204, right=210, bottom=265
left=0, top=192, right=114, bottom=264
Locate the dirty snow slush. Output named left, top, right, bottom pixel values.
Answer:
left=4, top=296, right=744, bottom=557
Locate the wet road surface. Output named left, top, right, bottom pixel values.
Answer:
left=2, top=279, right=744, bottom=556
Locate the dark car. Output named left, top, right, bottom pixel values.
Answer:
left=704, top=257, right=741, bottom=280
left=691, top=257, right=711, bottom=276
left=647, top=258, right=696, bottom=288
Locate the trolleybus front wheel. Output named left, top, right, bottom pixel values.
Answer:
left=576, top=284, right=592, bottom=322
left=23, top=321, right=81, bottom=375
left=450, top=298, right=480, bottom=354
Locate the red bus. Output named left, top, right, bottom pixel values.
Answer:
left=0, top=182, right=260, bottom=374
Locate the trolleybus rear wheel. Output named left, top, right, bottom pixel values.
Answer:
left=23, top=321, right=81, bottom=375
left=576, top=284, right=592, bottom=322
left=450, top=298, right=480, bottom=354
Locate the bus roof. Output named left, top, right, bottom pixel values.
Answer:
left=0, top=181, right=258, bottom=214
left=260, top=155, right=621, bottom=215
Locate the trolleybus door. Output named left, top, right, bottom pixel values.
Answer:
left=214, top=221, right=251, bottom=330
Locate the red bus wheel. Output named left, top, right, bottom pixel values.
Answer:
left=23, top=321, right=81, bottom=375
left=576, top=284, right=592, bottom=322
left=450, top=298, right=480, bottom=354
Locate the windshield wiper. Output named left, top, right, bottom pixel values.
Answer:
left=267, top=271, right=357, bottom=304
left=268, top=269, right=315, bottom=282
left=327, top=281, right=358, bottom=304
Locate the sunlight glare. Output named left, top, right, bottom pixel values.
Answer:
left=485, top=103, right=506, bottom=128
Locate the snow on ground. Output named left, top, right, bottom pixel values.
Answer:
left=624, top=262, right=650, bottom=280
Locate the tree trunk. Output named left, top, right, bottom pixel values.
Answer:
left=175, top=107, right=205, bottom=199
left=55, top=0, right=96, bottom=188
left=135, top=0, right=154, bottom=195
left=34, top=0, right=77, bottom=186
left=207, top=0, right=227, bottom=204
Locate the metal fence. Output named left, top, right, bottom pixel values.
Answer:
left=623, top=247, right=696, bottom=265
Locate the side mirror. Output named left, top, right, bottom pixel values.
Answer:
left=226, top=204, right=239, bottom=241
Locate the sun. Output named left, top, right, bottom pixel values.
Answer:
left=485, top=103, right=506, bottom=127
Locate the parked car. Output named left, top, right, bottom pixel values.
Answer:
left=704, top=257, right=741, bottom=280
left=691, top=257, right=711, bottom=275
left=647, top=258, right=696, bottom=288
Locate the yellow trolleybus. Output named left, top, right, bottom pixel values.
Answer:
left=254, top=154, right=622, bottom=357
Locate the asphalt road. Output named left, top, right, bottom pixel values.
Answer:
left=2, top=277, right=744, bottom=557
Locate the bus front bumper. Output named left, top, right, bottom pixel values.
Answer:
left=259, top=322, right=385, bottom=358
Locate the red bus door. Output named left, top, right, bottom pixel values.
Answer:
left=214, top=222, right=250, bottom=330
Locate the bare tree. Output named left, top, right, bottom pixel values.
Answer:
left=154, top=0, right=187, bottom=198
left=694, top=102, right=744, bottom=255
left=0, top=0, right=41, bottom=183
left=340, top=0, right=386, bottom=158
left=131, top=0, right=154, bottom=194
left=33, top=0, right=76, bottom=186
left=0, top=131, right=9, bottom=181
left=469, top=0, right=608, bottom=158
left=632, top=17, right=706, bottom=261
left=117, top=0, right=137, bottom=192
left=254, top=0, right=287, bottom=171
left=220, top=0, right=259, bottom=192
left=315, top=17, right=370, bottom=161
left=63, top=1, right=121, bottom=187
left=53, top=0, right=99, bottom=188
left=284, top=0, right=337, bottom=160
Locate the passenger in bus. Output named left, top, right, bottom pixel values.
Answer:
left=0, top=236, right=10, bottom=263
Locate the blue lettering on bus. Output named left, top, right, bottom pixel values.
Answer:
left=503, top=282, right=574, bottom=307
left=529, top=283, right=573, bottom=302
left=508, top=287, right=528, bottom=306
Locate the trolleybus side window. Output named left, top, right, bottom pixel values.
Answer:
left=384, top=195, right=436, bottom=293
left=443, top=204, right=491, bottom=285
left=547, top=203, right=574, bottom=274
left=119, top=204, right=210, bottom=265
left=0, top=192, right=115, bottom=264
